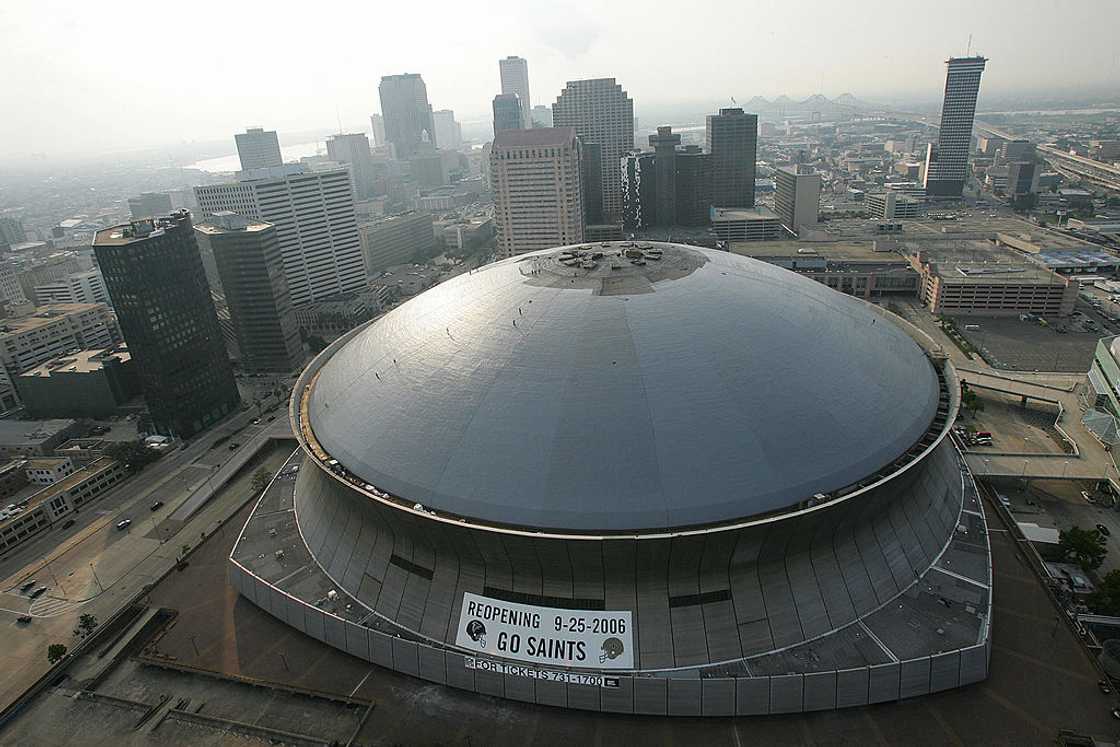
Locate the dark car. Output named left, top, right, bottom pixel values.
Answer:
left=1098, top=523, right=1111, bottom=537
left=61, top=519, right=76, bottom=529
left=267, top=415, right=276, bottom=422
left=150, top=501, right=164, bottom=511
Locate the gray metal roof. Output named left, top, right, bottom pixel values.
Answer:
left=308, top=243, right=939, bottom=532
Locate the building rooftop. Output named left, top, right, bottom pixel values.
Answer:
left=710, top=206, right=780, bottom=222
left=909, top=241, right=1068, bottom=285
left=93, top=211, right=190, bottom=247
left=0, top=456, right=116, bottom=530
left=19, top=347, right=130, bottom=379
left=194, top=212, right=271, bottom=235
left=732, top=240, right=908, bottom=262
left=0, top=419, right=76, bottom=445
left=492, top=127, right=577, bottom=148
left=0, top=304, right=107, bottom=336
left=307, top=242, right=939, bottom=532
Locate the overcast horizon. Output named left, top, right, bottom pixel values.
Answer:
left=2, top=0, right=1118, bottom=161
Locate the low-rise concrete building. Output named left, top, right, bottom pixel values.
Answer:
left=867, top=192, right=924, bottom=220
left=24, top=456, right=74, bottom=485
left=16, top=347, right=138, bottom=419
left=731, top=241, right=920, bottom=300
left=709, top=206, right=783, bottom=241
left=0, top=419, right=81, bottom=460
left=0, top=457, right=126, bottom=554
left=908, top=242, right=1078, bottom=317
left=358, top=212, right=436, bottom=275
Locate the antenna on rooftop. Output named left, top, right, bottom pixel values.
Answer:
left=336, top=106, right=343, bottom=134
left=730, top=96, right=736, bottom=107
left=966, top=34, right=973, bottom=56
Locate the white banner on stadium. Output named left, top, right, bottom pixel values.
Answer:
left=455, top=592, right=633, bottom=670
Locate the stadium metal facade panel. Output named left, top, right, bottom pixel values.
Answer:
left=231, top=243, right=991, bottom=714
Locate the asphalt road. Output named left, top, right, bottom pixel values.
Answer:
left=0, top=402, right=294, bottom=713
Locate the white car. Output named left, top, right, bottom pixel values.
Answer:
left=116, top=519, right=132, bottom=530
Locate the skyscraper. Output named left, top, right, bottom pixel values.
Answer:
left=326, top=133, right=377, bottom=200
left=195, top=213, right=303, bottom=373
left=93, top=211, right=240, bottom=437
left=923, top=56, right=987, bottom=198
left=491, top=127, right=583, bottom=258
left=706, top=108, right=758, bottom=208
left=432, top=110, right=462, bottom=150
left=369, top=113, right=386, bottom=147
left=492, top=94, right=523, bottom=135
left=235, top=127, right=284, bottom=171
left=649, top=126, right=681, bottom=227
left=552, top=78, right=634, bottom=225
left=378, top=74, right=436, bottom=158
left=773, top=165, right=822, bottom=235
left=194, top=165, right=366, bottom=307
left=498, top=56, right=531, bottom=128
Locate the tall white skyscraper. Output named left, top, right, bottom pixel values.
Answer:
left=924, top=56, right=987, bottom=198
left=194, top=166, right=366, bottom=306
left=491, top=128, right=583, bottom=259
left=234, top=127, right=284, bottom=171
left=498, top=56, right=531, bottom=128
left=552, top=78, right=634, bottom=226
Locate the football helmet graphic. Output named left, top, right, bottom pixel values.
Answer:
left=599, top=637, right=625, bottom=663
left=466, top=619, right=487, bottom=648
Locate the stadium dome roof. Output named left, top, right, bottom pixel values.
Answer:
left=307, top=243, right=939, bottom=532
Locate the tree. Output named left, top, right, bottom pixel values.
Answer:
left=73, top=613, right=98, bottom=640
left=1089, top=569, right=1120, bottom=616
left=47, top=643, right=67, bottom=664
left=105, top=440, right=162, bottom=472
left=251, top=467, right=273, bottom=494
left=1058, top=526, right=1107, bottom=572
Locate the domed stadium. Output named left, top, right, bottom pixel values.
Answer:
left=231, top=242, right=992, bottom=715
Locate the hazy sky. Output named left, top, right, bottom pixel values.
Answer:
left=2, top=0, right=1117, bottom=159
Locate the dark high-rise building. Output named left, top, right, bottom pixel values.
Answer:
left=552, top=78, right=634, bottom=225
left=706, top=108, right=758, bottom=208
left=649, top=126, right=681, bottom=226
left=93, top=211, right=240, bottom=437
left=923, top=56, right=987, bottom=198
left=675, top=146, right=712, bottom=226
left=378, top=74, right=436, bottom=159
left=492, top=93, right=523, bottom=135
left=579, top=141, right=604, bottom=226
left=326, top=133, right=377, bottom=200
left=195, top=212, right=303, bottom=373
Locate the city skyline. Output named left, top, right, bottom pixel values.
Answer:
left=2, top=0, right=1118, bottom=159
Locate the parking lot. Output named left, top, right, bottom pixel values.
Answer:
left=964, top=389, right=1069, bottom=455
left=957, top=315, right=1101, bottom=372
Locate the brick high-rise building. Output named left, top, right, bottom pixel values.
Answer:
left=491, top=128, right=583, bottom=258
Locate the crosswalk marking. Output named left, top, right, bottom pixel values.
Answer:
left=30, top=596, right=79, bottom=617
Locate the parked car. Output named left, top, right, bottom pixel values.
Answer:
left=61, top=519, right=76, bottom=529
left=1098, top=523, right=1111, bottom=537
